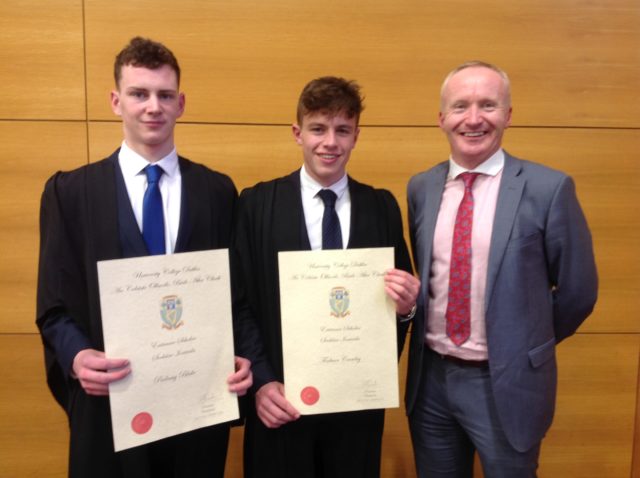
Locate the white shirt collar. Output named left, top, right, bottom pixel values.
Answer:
left=118, top=141, right=179, bottom=179
left=448, top=149, right=505, bottom=180
left=300, top=165, right=349, bottom=199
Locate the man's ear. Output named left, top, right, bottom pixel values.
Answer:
left=177, top=92, right=186, bottom=118
left=110, top=90, right=122, bottom=116
left=292, top=123, right=303, bottom=145
left=353, top=127, right=360, bottom=148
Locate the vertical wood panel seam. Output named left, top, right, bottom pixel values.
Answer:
left=632, top=347, right=640, bottom=477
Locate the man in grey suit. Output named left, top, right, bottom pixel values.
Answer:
left=405, top=61, right=597, bottom=477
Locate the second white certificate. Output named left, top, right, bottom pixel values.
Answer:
left=279, top=247, right=399, bottom=415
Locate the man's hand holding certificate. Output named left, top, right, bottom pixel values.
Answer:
left=98, top=250, right=239, bottom=451
left=279, top=247, right=401, bottom=415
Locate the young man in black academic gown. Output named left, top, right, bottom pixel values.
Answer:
left=36, top=37, right=253, bottom=478
left=233, top=76, right=420, bottom=477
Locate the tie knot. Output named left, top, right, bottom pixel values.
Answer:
left=145, top=164, right=164, bottom=184
left=317, top=189, right=338, bottom=208
left=459, top=172, right=480, bottom=189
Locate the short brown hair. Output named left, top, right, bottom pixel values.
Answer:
left=114, top=37, right=181, bottom=88
left=296, top=76, right=364, bottom=125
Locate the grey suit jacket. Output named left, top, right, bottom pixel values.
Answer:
left=405, top=152, right=598, bottom=452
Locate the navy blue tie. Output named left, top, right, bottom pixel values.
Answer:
left=142, top=165, right=166, bottom=255
left=318, top=189, right=343, bottom=250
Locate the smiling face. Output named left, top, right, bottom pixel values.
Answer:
left=439, top=66, right=512, bottom=169
left=292, top=111, right=359, bottom=187
left=110, top=64, right=185, bottom=161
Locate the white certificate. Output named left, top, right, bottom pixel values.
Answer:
left=97, top=249, right=238, bottom=451
left=279, top=247, right=398, bottom=415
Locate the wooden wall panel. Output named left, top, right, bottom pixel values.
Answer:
left=542, top=334, right=639, bottom=477
left=88, top=121, right=124, bottom=163
left=83, top=0, right=640, bottom=127
left=0, top=122, right=88, bottom=334
left=0, top=335, right=68, bottom=478
left=0, top=0, right=85, bottom=120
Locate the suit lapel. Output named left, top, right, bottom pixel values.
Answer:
left=485, top=153, right=524, bottom=308
left=419, top=164, right=448, bottom=296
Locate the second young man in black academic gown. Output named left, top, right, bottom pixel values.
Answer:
left=232, top=76, right=420, bottom=477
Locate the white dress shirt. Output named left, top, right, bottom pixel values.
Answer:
left=117, top=141, right=182, bottom=254
left=300, top=166, right=350, bottom=250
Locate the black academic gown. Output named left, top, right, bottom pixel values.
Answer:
left=36, top=151, right=239, bottom=478
left=232, top=171, right=413, bottom=478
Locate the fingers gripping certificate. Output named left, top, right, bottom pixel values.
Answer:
left=279, top=247, right=399, bottom=415
left=97, top=250, right=238, bottom=451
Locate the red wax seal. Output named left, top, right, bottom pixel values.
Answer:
left=300, top=386, right=320, bottom=405
left=131, top=412, right=153, bottom=434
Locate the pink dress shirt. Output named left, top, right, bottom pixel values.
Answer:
left=426, top=150, right=504, bottom=360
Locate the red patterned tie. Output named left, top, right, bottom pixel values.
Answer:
left=446, top=172, right=480, bottom=346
